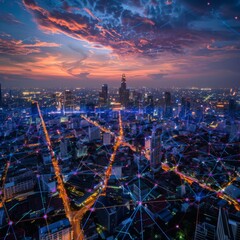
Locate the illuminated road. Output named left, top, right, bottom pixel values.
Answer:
left=0, top=161, right=10, bottom=208
left=34, top=101, right=72, bottom=220
left=73, top=111, right=124, bottom=240
left=82, top=114, right=240, bottom=212
left=34, top=105, right=239, bottom=240
left=162, top=163, right=240, bottom=211
left=81, top=115, right=115, bottom=137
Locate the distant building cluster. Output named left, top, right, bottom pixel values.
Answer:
left=0, top=79, right=239, bottom=239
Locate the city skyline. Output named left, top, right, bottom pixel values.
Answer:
left=0, top=0, right=240, bottom=88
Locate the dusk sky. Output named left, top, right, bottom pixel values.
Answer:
left=0, top=0, right=240, bottom=88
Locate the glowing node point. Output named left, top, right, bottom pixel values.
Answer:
left=43, top=214, right=47, bottom=219
left=176, top=225, right=179, bottom=229
left=196, top=195, right=201, bottom=202
left=36, top=174, right=40, bottom=178
left=138, top=201, right=142, bottom=206
left=137, top=173, right=141, bottom=178
left=185, top=198, right=189, bottom=202
left=90, top=208, right=95, bottom=212
left=8, top=221, right=13, bottom=226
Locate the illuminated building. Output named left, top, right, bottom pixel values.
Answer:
left=31, top=101, right=39, bottom=123
left=4, top=168, right=35, bottom=200
left=146, top=95, right=154, bottom=114
left=64, top=90, right=75, bottom=112
left=119, top=74, right=129, bottom=107
left=194, top=222, right=216, bottom=240
left=99, top=84, right=108, bottom=106
left=76, top=142, right=88, bottom=158
left=217, top=208, right=234, bottom=240
left=103, top=132, right=111, bottom=145
left=60, top=139, right=69, bottom=159
left=39, top=218, right=72, bottom=240
left=88, top=126, right=100, bottom=141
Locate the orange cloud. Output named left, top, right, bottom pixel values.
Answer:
left=0, top=37, right=61, bottom=55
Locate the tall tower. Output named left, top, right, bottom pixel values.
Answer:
left=229, top=99, right=236, bottom=118
left=99, top=84, right=108, bottom=106
left=119, top=74, right=129, bottom=107
left=64, top=90, right=75, bottom=112
left=164, top=91, right=172, bottom=118
left=31, top=102, right=38, bottom=123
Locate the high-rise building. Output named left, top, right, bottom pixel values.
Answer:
left=64, top=90, right=75, bottom=112
left=39, top=218, right=72, bottom=240
left=60, top=139, right=69, bottom=159
left=150, top=127, right=162, bottom=169
left=146, top=95, right=154, bottom=114
left=119, top=74, right=129, bottom=107
left=194, top=222, right=216, bottom=240
left=99, top=84, right=108, bottom=106
left=31, top=101, right=39, bottom=123
left=180, top=97, right=191, bottom=118
left=217, top=208, right=234, bottom=240
left=88, top=126, right=101, bottom=141
left=103, top=132, right=111, bottom=145
left=229, top=99, right=236, bottom=117
left=164, top=92, right=172, bottom=118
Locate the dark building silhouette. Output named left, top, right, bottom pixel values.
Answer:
left=164, top=92, right=172, bottom=118
left=119, top=74, right=129, bottom=107
left=180, top=97, right=191, bottom=118
left=31, top=102, right=38, bottom=122
left=229, top=99, right=236, bottom=117
left=150, top=127, right=162, bottom=169
left=146, top=95, right=154, bottom=114
left=99, top=84, right=108, bottom=106
left=31, top=102, right=38, bottom=115
left=64, top=90, right=75, bottom=112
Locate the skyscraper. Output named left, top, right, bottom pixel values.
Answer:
left=164, top=92, right=172, bottom=118
left=99, top=84, right=108, bottom=106
left=119, top=74, right=129, bottom=107
left=31, top=101, right=38, bottom=123
left=64, top=90, right=75, bottom=112
left=229, top=99, right=236, bottom=117
left=180, top=97, right=191, bottom=118
left=216, top=208, right=234, bottom=240
left=150, top=127, right=162, bottom=169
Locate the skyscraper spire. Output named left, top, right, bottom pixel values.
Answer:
left=119, top=74, right=129, bottom=107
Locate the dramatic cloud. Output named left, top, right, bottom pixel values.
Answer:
left=22, top=0, right=240, bottom=58
left=0, top=36, right=61, bottom=55
left=0, top=0, right=239, bottom=88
